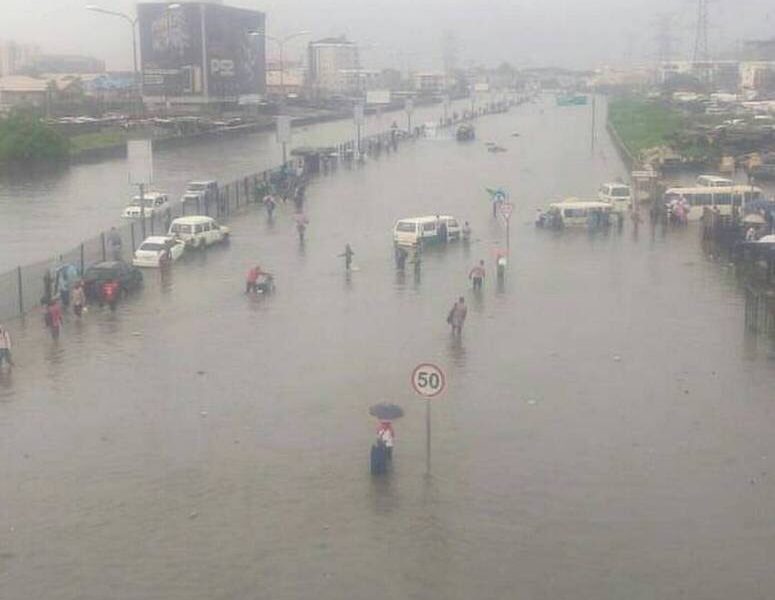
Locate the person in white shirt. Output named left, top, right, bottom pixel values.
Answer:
left=0, top=325, right=13, bottom=368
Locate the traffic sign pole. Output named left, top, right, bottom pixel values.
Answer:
left=411, top=363, right=446, bottom=476
left=426, top=400, right=431, bottom=474
left=499, top=201, right=514, bottom=251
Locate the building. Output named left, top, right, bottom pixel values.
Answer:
left=266, top=62, right=305, bottom=98
left=308, top=36, right=359, bottom=94
left=0, top=75, right=49, bottom=109
left=138, top=1, right=265, bottom=107
left=412, top=72, right=447, bottom=94
left=742, top=39, right=775, bottom=61
left=0, top=41, right=39, bottom=77
left=31, top=54, right=105, bottom=74
left=336, top=69, right=380, bottom=95
left=739, top=62, right=775, bottom=93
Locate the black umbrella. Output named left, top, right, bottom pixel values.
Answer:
left=369, top=403, right=404, bottom=420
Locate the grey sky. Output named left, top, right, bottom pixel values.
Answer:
left=1, top=0, right=773, bottom=71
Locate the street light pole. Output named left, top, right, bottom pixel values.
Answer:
left=85, top=5, right=143, bottom=116
left=250, top=30, right=310, bottom=108
left=87, top=3, right=182, bottom=116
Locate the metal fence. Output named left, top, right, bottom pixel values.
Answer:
left=0, top=129, right=403, bottom=322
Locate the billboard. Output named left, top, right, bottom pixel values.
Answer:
left=366, top=90, right=391, bottom=105
left=139, top=2, right=265, bottom=100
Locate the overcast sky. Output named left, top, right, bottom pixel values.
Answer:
left=1, top=0, right=774, bottom=71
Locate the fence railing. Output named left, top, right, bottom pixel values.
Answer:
left=0, top=129, right=406, bottom=322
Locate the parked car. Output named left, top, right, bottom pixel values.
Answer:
left=168, top=216, right=230, bottom=248
left=132, top=236, right=186, bottom=268
left=82, top=261, right=143, bottom=305
left=122, top=192, right=170, bottom=218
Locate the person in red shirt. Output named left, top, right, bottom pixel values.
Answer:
left=246, top=265, right=260, bottom=294
left=101, top=280, right=119, bottom=309
left=46, top=299, right=63, bottom=339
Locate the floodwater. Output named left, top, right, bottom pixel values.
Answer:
left=0, top=100, right=463, bottom=272
left=1, top=97, right=774, bottom=600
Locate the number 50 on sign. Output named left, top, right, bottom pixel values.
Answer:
left=412, top=363, right=446, bottom=398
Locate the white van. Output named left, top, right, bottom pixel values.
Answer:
left=696, top=175, right=734, bottom=188
left=598, top=183, right=632, bottom=212
left=546, top=200, right=614, bottom=228
left=168, top=216, right=230, bottom=248
left=393, top=215, right=462, bottom=247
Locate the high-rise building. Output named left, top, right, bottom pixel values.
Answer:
left=307, top=37, right=359, bottom=93
left=0, top=41, right=39, bottom=77
left=138, top=1, right=265, bottom=106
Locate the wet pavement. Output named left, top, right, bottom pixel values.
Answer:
left=0, top=100, right=466, bottom=272
left=1, top=97, right=774, bottom=600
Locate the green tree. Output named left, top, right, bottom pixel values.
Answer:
left=0, top=111, right=70, bottom=163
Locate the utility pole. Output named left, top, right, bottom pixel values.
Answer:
left=589, top=90, right=597, bottom=156
left=654, top=13, right=675, bottom=65
left=692, top=0, right=710, bottom=63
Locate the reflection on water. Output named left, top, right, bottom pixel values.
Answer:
left=446, top=334, right=467, bottom=368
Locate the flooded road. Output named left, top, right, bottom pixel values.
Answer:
left=0, top=101, right=464, bottom=272
left=1, top=98, right=774, bottom=600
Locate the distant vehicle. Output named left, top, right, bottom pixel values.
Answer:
left=82, top=261, right=143, bottom=304
left=181, top=191, right=206, bottom=209
left=538, top=199, right=614, bottom=229
left=598, top=183, right=632, bottom=213
left=186, top=180, right=219, bottom=203
left=456, top=124, right=475, bottom=141
left=696, top=175, right=734, bottom=188
left=750, top=155, right=775, bottom=180
left=132, top=236, right=186, bottom=268
left=393, top=215, right=462, bottom=247
left=663, top=185, right=763, bottom=220
left=168, top=216, right=230, bottom=248
left=122, top=192, right=170, bottom=219
left=556, top=93, right=588, bottom=106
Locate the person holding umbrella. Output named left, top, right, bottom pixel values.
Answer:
left=369, top=402, right=403, bottom=475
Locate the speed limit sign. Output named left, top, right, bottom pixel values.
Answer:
left=411, top=363, right=446, bottom=398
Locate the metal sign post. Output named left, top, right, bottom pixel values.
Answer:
left=354, top=102, right=365, bottom=158
left=128, top=139, right=153, bottom=240
left=405, top=98, right=414, bottom=136
left=276, top=116, right=292, bottom=169
left=411, top=363, right=446, bottom=475
left=499, top=201, right=514, bottom=250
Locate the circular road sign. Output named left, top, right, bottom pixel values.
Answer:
left=411, top=363, right=446, bottom=398
left=499, top=201, right=514, bottom=220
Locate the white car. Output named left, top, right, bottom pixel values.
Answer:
left=168, top=216, right=230, bottom=248
left=132, top=236, right=186, bottom=267
left=122, top=192, right=170, bottom=218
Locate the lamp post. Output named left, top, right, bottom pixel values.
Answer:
left=250, top=30, right=310, bottom=106
left=86, top=3, right=180, bottom=117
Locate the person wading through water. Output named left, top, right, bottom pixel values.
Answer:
left=447, top=297, right=468, bottom=336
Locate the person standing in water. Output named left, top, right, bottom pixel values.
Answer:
left=339, top=244, right=355, bottom=270
left=0, top=324, right=13, bottom=368
left=71, top=281, right=86, bottom=317
left=447, top=297, right=468, bottom=336
left=469, top=260, right=486, bottom=290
